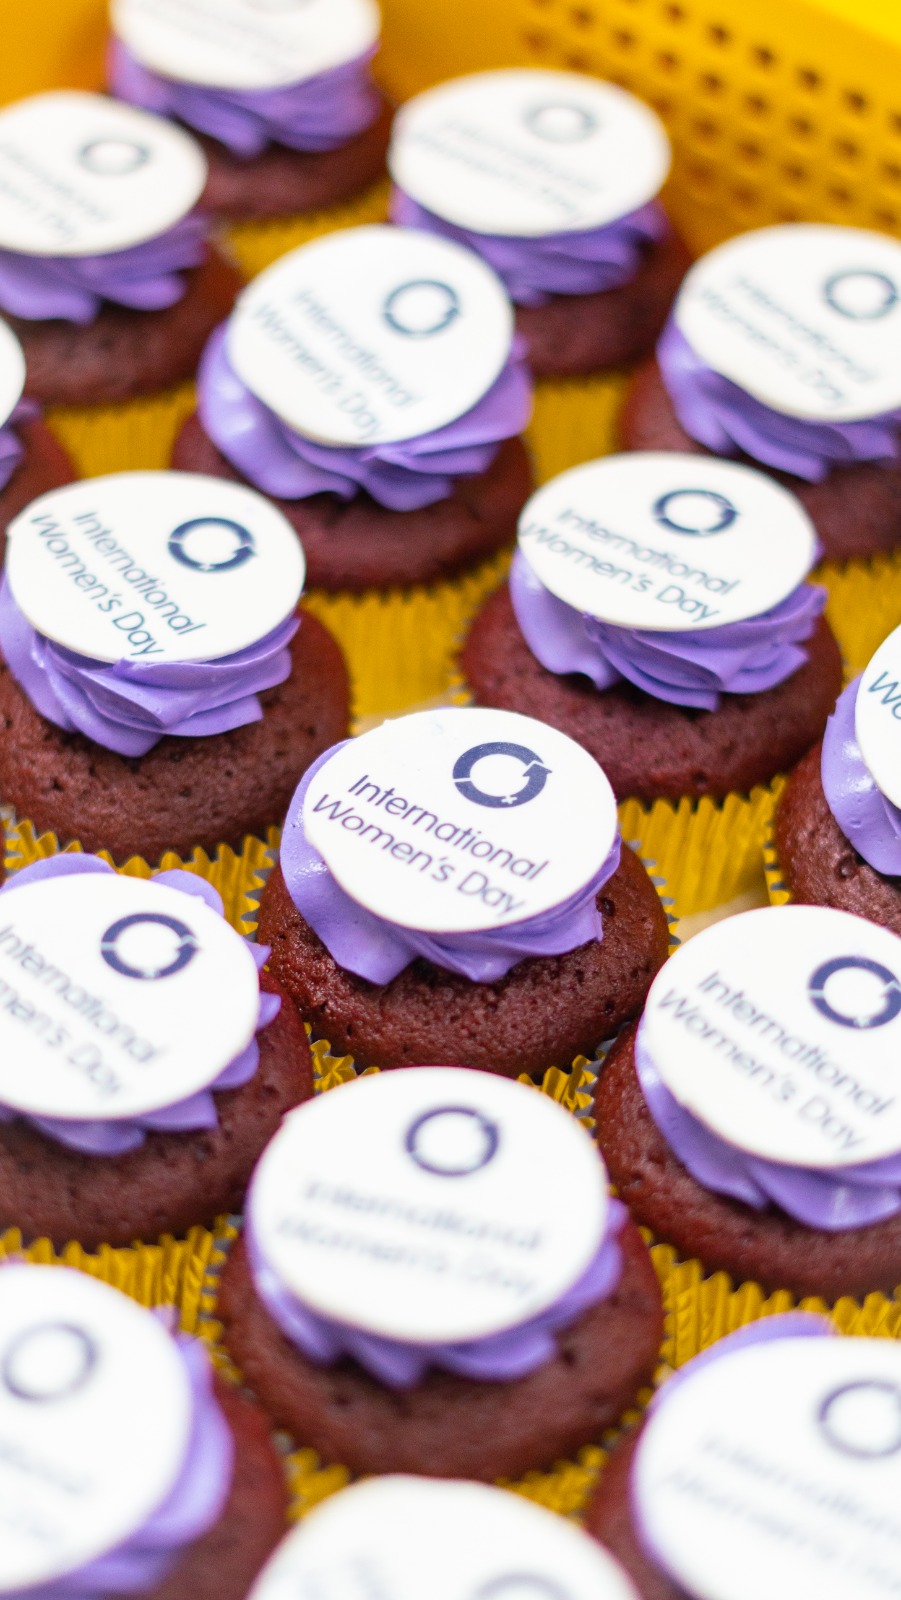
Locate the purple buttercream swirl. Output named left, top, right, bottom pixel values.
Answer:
left=11, top=1328, right=234, bottom=1600
left=634, top=1022, right=901, bottom=1231
left=280, top=742, right=621, bottom=984
left=510, top=549, right=825, bottom=711
left=821, top=675, right=901, bottom=876
left=658, top=318, right=901, bottom=485
left=110, top=38, right=381, bottom=160
left=0, top=212, right=208, bottom=327
left=0, top=575, right=298, bottom=759
left=0, top=398, right=38, bottom=493
left=245, top=1197, right=626, bottom=1388
left=0, top=853, right=279, bottom=1157
left=197, top=323, right=533, bottom=513
left=390, top=190, right=668, bottom=308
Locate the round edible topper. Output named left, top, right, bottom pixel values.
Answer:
left=0, top=1266, right=191, bottom=1591
left=0, top=317, right=26, bottom=432
left=249, top=1477, right=639, bottom=1600
left=854, top=625, right=901, bottom=808
left=389, top=68, right=670, bottom=239
left=302, top=706, right=618, bottom=935
left=0, top=871, right=260, bottom=1121
left=6, top=472, right=305, bottom=666
left=226, top=225, right=515, bottom=447
left=639, top=903, right=901, bottom=1169
left=0, top=91, right=206, bottom=257
left=250, top=1066, right=609, bottom=1344
left=112, top=0, right=380, bottom=92
left=676, top=223, right=901, bottom=423
left=635, top=1332, right=901, bottom=1600
left=518, top=453, right=817, bottom=632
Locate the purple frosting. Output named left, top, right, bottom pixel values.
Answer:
left=245, top=1195, right=626, bottom=1387
left=821, top=674, right=901, bottom=876
left=390, top=190, right=668, bottom=308
left=510, top=548, right=825, bottom=712
left=0, top=574, right=298, bottom=759
left=280, top=742, right=621, bottom=985
left=109, top=38, right=381, bottom=160
left=0, top=212, right=208, bottom=327
left=11, top=1326, right=233, bottom=1600
left=0, top=853, right=280, bottom=1157
left=0, top=398, right=38, bottom=493
left=634, top=1021, right=901, bottom=1230
left=658, top=318, right=901, bottom=485
left=197, top=323, right=533, bottom=513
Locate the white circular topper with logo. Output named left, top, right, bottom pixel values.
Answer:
left=636, top=1333, right=901, bottom=1600
left=112, top=0, right=380, bottom=92
left=390, top=69, right=670, bottom=238
left=0, top=1266, right=191, bottom=1591
left=251, top=1067, right=608, bottom=1344
left=676, top=223, right=901, bottom=422
left=518, top=453, right=817, bottom=632
left=249, top=1477, right=639, bottom=1600
left=303, top=707, right=618, bottom=935
left=854, top=625, right=901, bottom=809
left=6, top=472, right=304, bottom=666
left=227, top=225, right=515, bottom=447
left=0, top=318, right=26, bottom=432
left=0, top=872, right=260, bottom=1120
left=0, top=92, right=206, bottom=257
left=639, top=903, right=901, bottom=1168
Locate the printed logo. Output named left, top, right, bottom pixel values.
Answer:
left=453, top=742, right=551, bottom=809
left=3, top=1323, right=97, bottom=1403
left=167, top=517, right=256, bottom=573
left=523, top=102, right=597, bottom=143
left=100, top=913, right=198, bottom=981
left=383, top=279, right=461, bottom=338
left=405, top=1106, right=501, bottom=1177
left=824, top=268, right=898, bottom=321
left=808, top=955, right=901, bottom=1030
left=78, top=138, right=151, bottom=176
left=653, top=487, right=738, bottom=536
left=818, top=1379, right=901, bottom=1459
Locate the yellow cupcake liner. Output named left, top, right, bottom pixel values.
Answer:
left=525, top=370, right=631, bottom=488
left=818, top=550, right=901, bottom=679
left=763, top=811, right=793, bottom=908
left=45, top=382, right=197, bottom=481
left=618, top=785, right=778, bottom=922
left=223, top=181, right=391, bottom=282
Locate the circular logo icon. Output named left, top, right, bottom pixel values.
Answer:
left=523, top=102, right=597, bottom=143
left=824, top=268, right=899, bottom=321
left=818, top=1379, right=901, bottom=1459
left=2, top=1323, right=97, bottom=1404
left=452, top=742, right=551, bottom=809
left=474, top=1580, right=570, bottom=1600
left=653, top=487, right=738, bottom=536
left=100, top=913, right=198, bottom=981
left=808, top=955, right=901, bottom=1030
left=167, top=517, right=256, bottom=573
left=405, top=1106, right=501, bottom=1177
left=383, top=279, right=461, bottom=338
left=78, top=137, right=151, bottom=177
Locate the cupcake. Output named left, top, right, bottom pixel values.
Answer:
left=463, top=452, right=842, bottom=913
left=108, top=0, right=391, bottom=225
left=0, top=1264, right=287, bottom=1600
left=596, top=903, right=901, bottom=1304
left=621, top=223, right=901, bottom=564
left=0, top=90, right=241, bottom=411
left=0, top=852, right=312, bottom=1248
left=257, top=705, right=670, bottom=1077
left=249, top=1476, right=640, bottom=1600
left=218, top=1064, right=663, bottom=1480
left=0, top=470, right=350, bottom=866
left=389, top=69, right=688, bottom=378
left=774, top=626, right=901, bottom=937
left=0, top=316, right=74, bottom=537
left=585, top=1313, right=901, bottom=1600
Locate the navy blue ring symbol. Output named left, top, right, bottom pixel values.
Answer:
left=808, top=955, right=901, bottom=1029
left=383, top=279, right=461, bottom=338
left=654, top=487, right=738, bottom=536
left=3, top=1322, right=97, bottom=1403
left=405, top=1106, right=500, bottom=1177
left=453, top=741, right=551, bottom=809
left=818, top=1380, right=901, bottom=1459
left=101, top=913, right=198, bottom=981
left=474, top=1580, right=570, bottom=1600
left=78, top=137, right=151, bottom=176
left=824, top=268, right=898, bottom=321
left=523, top=102, right=597, bottom=142
left=168, top=517, right=256, bottom=573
